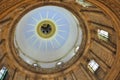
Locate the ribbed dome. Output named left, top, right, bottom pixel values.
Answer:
left=14, top=6, right=82, bottom=68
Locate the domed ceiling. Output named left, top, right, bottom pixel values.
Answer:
left=0, top=0, right=120, bottom=80
left=8, top=1, right=87, bottom=74
left=14, top=5, right=83, bottom=69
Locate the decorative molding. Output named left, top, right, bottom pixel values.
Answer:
left=97, top=0, right=120, bottom=21
left=0, top=0, right=22, bottom=14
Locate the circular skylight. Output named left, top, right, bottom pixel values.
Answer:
left=14, top=6, right=82, bottom=68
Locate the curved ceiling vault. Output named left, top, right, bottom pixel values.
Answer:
left=0, top=0, right=120, bottom=80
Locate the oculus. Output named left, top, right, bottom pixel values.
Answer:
left=36, top=20, right=56, bottom=39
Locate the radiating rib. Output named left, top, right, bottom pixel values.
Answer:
left=55, top=18, right=62, bottom=23
left=39, top=13, right=43, bottom=20
left=57, top=24, right=65, bottom=27
left=45, top=40, right=48, bottom=52
left=32, top=37, right=39, bottom=46
left=27, top=34, right=36, bottom=41
left=27, top=24, right=35, bottom=27
left=51, top=13, right=57, bottom=19
left=58, top=30, right=66, bottom=33
left=50, top=40, right=54, bottom=49
left=57, top=34, right=65, bottom=40
left=54, top=38, right=61, bottom=46
left=38, top=40, right=42, bottom=49
left=27, top=30, right=35, bottom=33
left=46, top=11, right=49, bottom=19
left=32, top=17, right=38, bottom=23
